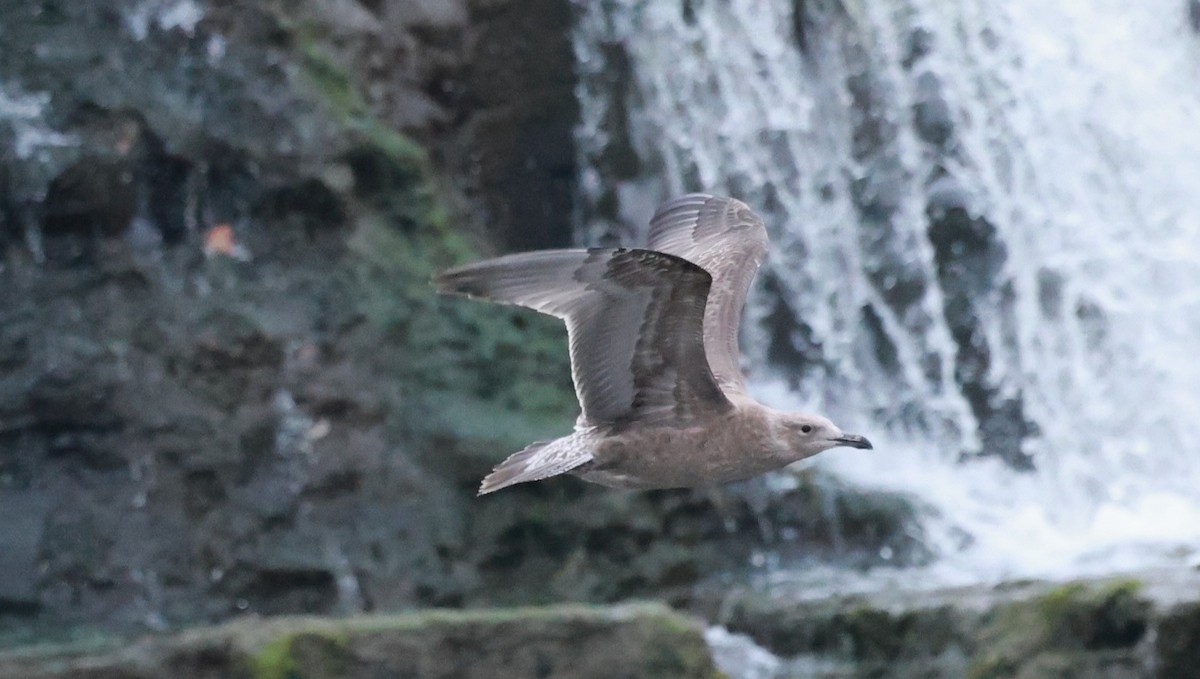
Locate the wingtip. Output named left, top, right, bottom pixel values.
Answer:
left=653, top=193, right=715, bottom=217
left=430, top=267, right=450, bottom=290
left=430, top=265, right=474, bottom=297
left=476, top=470, right=508, bottom=496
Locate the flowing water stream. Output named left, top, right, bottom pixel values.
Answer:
left=573, top=0, right=1200, bottom=585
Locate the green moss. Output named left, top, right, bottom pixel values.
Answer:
left=290, top=22, right=450, bottom=241
left=352, top=121, right=427, bottom=177
left=645, top=637, right=724, bottom=679
left=1021, top=652, right=1077, bottom=677
left=300, top=47, right=364, bottom=118
left=248, top=629, right=352, bottom=679
left=273, top=10, right=577, bottom=479
left=343, top=175, right=575, bottom=461
left=250, top=633, right=299, bottom=679
left=289, top=20, right=367, bottom=121
left=967, top=578, right=1149, bottom=679
left=967, top=653, right=1016, bottom=679
left=1096, top=578, right=1144, bottom=602
left=641, top=607, right=704, bottom=637
left=635, top=609, right=727, bottom=679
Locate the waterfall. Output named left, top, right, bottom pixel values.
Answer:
left=574, top=0, right=1200, bottom=581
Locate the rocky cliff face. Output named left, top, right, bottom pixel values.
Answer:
left=0, top=0, right=921, bottom=643
left=0, top=0, right=583, bottom=636
left=0, top=0, right=577, bottom=254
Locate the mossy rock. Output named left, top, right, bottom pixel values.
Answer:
left=0, top=604, right=725, bottom=679
left=966, top=578, right=1149, bottom=679
left=720, top=590, right=968, bottom=664
left=282, top=33, right=579, bottom=479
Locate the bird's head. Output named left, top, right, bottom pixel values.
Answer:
left=776, top=412, right=873, bottom=461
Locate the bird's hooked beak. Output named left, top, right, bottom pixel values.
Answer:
left=830, top=433, right=873, bottom=450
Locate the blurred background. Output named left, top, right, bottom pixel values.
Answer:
left=2, top=0, right=1200, bottom=677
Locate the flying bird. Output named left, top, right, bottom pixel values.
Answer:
left=434, top=194, right=873, bottom=495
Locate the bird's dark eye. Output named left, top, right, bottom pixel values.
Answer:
left=800, top=425, right=813, bottom=434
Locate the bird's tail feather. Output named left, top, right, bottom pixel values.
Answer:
left=477, top=436, right=592, bottom=495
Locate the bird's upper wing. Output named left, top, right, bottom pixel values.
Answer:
left=434, top=248, right=733, bottom=428
left=645, top=194, right=769, bottom=395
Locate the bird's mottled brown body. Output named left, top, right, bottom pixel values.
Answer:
left=577, top=398, right=790, bottom=489
left=434, top=194, right=873, bottom=495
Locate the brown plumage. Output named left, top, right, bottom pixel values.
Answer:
left=434, top=194, right=873, bottom=495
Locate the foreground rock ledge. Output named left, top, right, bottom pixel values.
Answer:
left=699, top=567, right=1200, bottom=679
left=0, top=603, right=724, bottom=679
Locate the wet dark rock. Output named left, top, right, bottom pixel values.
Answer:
left=853, top=171, right=930, bottom=322
left=792, top=0, right=812, bottom=55
left=682, top=0, right=699, bottom=25
left=592, top=41, right=642, bottom=185
left=859, top=303, right=902, bottom=378
left=846, top=71, right=894, bottom=163
left=1037, top=267, right=1066, bottom=319
left=838, top=44, right=934, bottom=333
left=925, top=174, right=1035, bottom=470
left=913, top=71, right=954, bottom=147
left=573, top=30, right=654, bottom=238
left=850, top=168, right=943, bottom=432
left=1076, top=297, right=1109, bottom=352
left=852, top=171, right=905, bottom=224
left=811, top=8, right=1036, bottom=470
left=1157, top=600, right=1200, bottom=679
left=903, top=27, right=935, bottom=69
left=760, top=270, right=824, bottom=384
left=469, top=1, right=579, bottom=250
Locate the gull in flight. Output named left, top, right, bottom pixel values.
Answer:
left=434, top=194, right=873, bottom=495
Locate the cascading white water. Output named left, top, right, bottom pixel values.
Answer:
left=574, top=0, right=1200, bottom=583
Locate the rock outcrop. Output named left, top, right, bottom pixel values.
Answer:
left=0, top=603, right=723, bottom=679
left=700, top=569, right=1200, bottom=679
